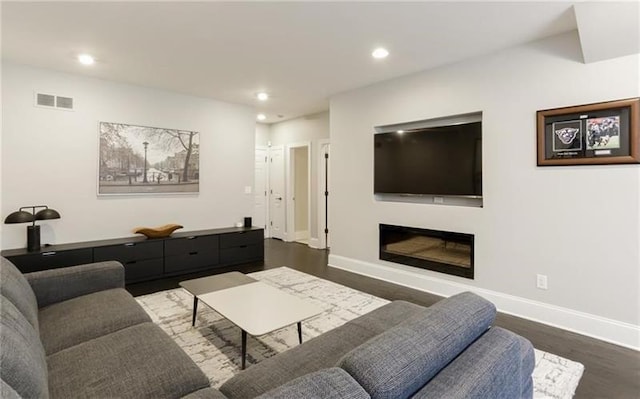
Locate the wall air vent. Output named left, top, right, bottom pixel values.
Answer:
left=56, top=96, right=73, bottom=109
left=34, top=92, right=75, bottom=111
left=36, top=93, right=55, bottom=107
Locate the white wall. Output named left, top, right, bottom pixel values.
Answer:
left=329, top=31, right=640, bottom=348
left=1, top=63, right=256, bottom=249
left=268, top=111, right=329, bottom=244
left=255, top=123, right=270, bottom=147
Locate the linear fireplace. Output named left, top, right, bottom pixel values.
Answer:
left=379, top=224, right=474, bottom=279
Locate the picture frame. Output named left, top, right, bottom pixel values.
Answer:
left=98, top=122, right=200, bottom=195
left=536, top=98, right=639, bottom=166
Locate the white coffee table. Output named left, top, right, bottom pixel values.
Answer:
left=187, top=276, right=322, bottom=369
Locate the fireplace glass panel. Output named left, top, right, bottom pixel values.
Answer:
left=379, top=224, right=474, bottom=279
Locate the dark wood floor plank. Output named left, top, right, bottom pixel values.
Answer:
left=127, top=239, right=640, bottom=399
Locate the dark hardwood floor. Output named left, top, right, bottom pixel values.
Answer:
left=127, top=239, right=640, bottom=399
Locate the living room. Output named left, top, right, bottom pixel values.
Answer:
left=1, top=2, right=639, bottom=399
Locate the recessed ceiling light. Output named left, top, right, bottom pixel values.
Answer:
left=257, top=114, right=267, bottom=121
left=372, top=48, right=389, bottom=59
left=256, top=92, right=269, bottom=101
left=397, top=130, right=404, bottom=134
left=77, top=54, right=95, bottom=65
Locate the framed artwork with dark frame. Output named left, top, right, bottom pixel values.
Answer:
left=537, top=98, right=639, bottom=166
left=98, top=122, right=200, bottom=195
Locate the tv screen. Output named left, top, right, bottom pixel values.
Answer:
left=374, top=122, right=482, bottom=197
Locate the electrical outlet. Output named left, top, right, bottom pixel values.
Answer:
left=433, top=196, right=444, bottom=204
left=536, top=274, right=548, bottom=290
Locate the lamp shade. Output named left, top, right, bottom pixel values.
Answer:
left=4, top=211, right=36, bottom=224
left=35, top=208, right=61, bottom=221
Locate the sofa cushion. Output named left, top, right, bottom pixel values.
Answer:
left=0, top=379, right=21, bottom=399
left=47, top=322, right=209, bottom=399
left=220, top=300, right=423, bottom=399
left=411, top=327, right=535, bottom=399
left=0, top=257, right=39, bottom=329
left=181, top=387, right=229, bottom=399
left=39, top=288, right=151, bottom=354
left=0, top=295, right=49, bottom=399
left=337, top=292, right=496, bottom=399
left=257, top=368, right=370, bottom=399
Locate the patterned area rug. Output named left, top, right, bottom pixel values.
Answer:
left=136, top=267, right=584, bottom=398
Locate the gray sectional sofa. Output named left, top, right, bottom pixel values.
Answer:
left=1, top=256, right=535, bottom=399
left=0, top=257, right=213, bottom=399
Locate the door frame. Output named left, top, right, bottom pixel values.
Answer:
left=317, top=139, right=330, bottom=249
left=286, top=141, right=311, bottom=243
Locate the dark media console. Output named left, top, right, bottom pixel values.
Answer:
left=1, top=226, right=264, bottom=284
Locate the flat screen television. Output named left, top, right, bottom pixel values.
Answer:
left=374, top=122, right=482, bottom=197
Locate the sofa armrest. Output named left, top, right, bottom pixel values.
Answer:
left=25, top=261, right=125, bottom=308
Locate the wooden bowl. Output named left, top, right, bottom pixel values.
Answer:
left=134, top=224, right=183, bottom=239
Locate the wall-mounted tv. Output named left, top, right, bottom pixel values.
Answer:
left=374, top=121, right=482, bottom=197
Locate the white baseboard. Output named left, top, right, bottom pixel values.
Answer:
left=328, top=254, right=640, bottom=351
left=308, top=238, right=320, bottom=249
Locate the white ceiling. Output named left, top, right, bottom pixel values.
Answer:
left=1, top=2, right=579, bottom=123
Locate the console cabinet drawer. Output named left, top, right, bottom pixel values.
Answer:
left=220, top=243, right=263, bottom=265
left=165, top=235, right=219, bottom=257
left=220, top=230, right=263, bottom=249
left=123, top=258, right=164, bottom=282
left=8, top=249, right=94, bottom=273
left=165, top=251, right=220, bottom=274
left=94, top=241, right=163, bottom=263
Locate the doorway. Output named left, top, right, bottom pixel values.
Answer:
left=287, top=143, right=310, bottom=244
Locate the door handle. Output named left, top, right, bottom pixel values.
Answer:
left=276, top=197, right=282, bottom=200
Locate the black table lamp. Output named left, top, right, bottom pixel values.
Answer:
left=4, top=205, right=61, bottom=251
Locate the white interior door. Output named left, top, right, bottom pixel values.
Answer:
left=254, top=147, right=268, bottom=235
left=269, top=145, right=285, bottom=240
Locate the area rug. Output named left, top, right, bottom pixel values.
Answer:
left=136, top=267, right=584, bottom=398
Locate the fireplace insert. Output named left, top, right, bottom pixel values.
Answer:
left=379, top=224, right=474, bottom=279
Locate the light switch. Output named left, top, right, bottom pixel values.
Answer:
left=244, top=186, right=252, bottom=194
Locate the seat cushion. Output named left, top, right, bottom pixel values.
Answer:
left=0, top=296, right=49, bottom=399
left=411, top=327, right=535, bottom=399
left=337, top=292, right=496, bottom=399
left=0, top=257, right=39, bottom=329
left=47, top=322, right=209, bottom=399
left=181, top=387, right=229, bottom=399
left=39, top=288, right=151, bottom=355
left=0, top=379, right=21, bottom=399
left=220, top=300, right=423, bottom=399
left=257, top=368, right=370, bottom=399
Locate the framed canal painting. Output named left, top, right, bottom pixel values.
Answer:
left=537, top=98, right=639, bottom=166
left=98, top=122, right=200, bottom=195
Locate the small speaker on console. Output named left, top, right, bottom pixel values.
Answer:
left=244, top=217, right=252, bottom=228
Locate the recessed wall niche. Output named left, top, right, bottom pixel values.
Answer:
left=374, top=112, right=483, bottom=208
